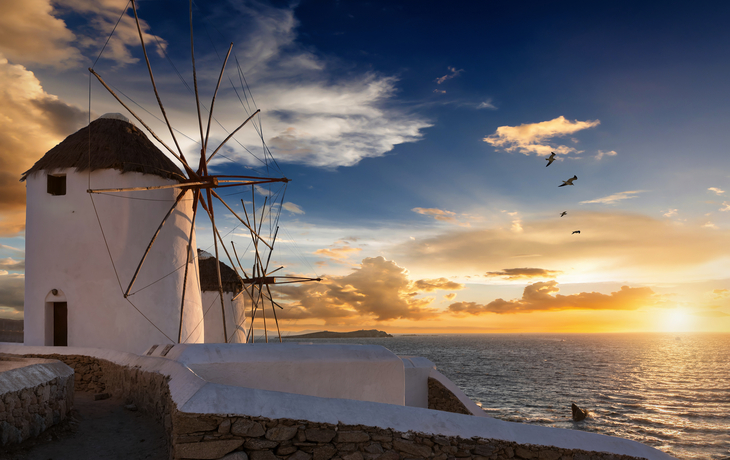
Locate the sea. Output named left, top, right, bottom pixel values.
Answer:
left=282, top=333, right=730, bottom=460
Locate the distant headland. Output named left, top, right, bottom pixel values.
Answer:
left=286, top=329, right=392, bottom=339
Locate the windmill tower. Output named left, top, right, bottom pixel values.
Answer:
left=198, top=250, right=247, bottom=343
left=22, top=114, right=205, bottom=353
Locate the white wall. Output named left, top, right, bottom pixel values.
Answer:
left=24, top=168, right=204, bottom=354
left=401, top=356, right=435, bottom=408
left=148, top=342, right=405, bottom=405
left=202, top=291, right=247, bottom=343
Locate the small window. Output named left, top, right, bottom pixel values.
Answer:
left=47, top=174, right=66, bottom=196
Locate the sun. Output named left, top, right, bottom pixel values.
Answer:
left=663, top=308, right=693, bottom=332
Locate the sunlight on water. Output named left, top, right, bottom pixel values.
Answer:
left=287, top=333, right=730, bottom=460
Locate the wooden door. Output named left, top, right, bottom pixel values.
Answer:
left=53, top=302, right=67, bottom=346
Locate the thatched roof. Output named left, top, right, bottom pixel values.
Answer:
left=198, top=250, right=243, bottom=295
left=21, top=116, right=186, bottom=182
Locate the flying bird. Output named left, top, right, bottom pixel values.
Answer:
left=546, top=152, right=556, bottom=167
left=560, top=211, right=567, bottom=217
left=559, top=175, right=577, bottom=187
left=572, top=230, right=581, bottom=234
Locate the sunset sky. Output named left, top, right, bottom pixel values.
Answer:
left=1, top=0, right=729, bottom=333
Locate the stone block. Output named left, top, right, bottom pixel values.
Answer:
left=538, top=451, right=561, bottom=460
left=289, top=450, right=314, bottom=460
left=342, top=452, right=364, bottom=460
left=250, top=451, right=278, bottom=460
left=313, top=444, right=337, bottom=460
left=266, top=425, right=298, bottom=441
left=393, top=438, right=432, bottom=458
left=220, top=452, right=249, bottom=460
left=365, top=443, right=384, bottom=454
left=515, top=447, right=536, bottom=459
left=245, top=438, right=280, bottom=450
left=474, top=445, right=497, bottom=457
left=218, top=419, right=231, bottom=434
left=375, top=451, right=399, bottom=460
left=336, top=431, right=370, bottom=443
left=174, top=439, right=244, bottom=459
left=306, top=428, right=337, bottom=443
left=232, top=419, right=266, bottom=437
left=175, top=416, right=221, bottom=435
left=277, top=445, right=299, bottom=456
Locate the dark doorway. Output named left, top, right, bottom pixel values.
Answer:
left=53, top=302, right=67, bottom=346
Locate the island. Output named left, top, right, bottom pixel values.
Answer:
left=286, top=329, right=392, bottom=339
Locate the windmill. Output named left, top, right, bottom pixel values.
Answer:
left=85, top=0, right=318, bottom=344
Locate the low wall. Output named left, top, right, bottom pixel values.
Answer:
left=0, top=354, right=74, bottom=445
left=0, top=345, right=674, bottom=460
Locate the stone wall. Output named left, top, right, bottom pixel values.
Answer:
left=427, top=377, right=472, bottom=415
left=17, top=352, right=651, bottom=460
left=171, top=413, right=647, bottom=460
left=0, top=357, right=74, bottom=445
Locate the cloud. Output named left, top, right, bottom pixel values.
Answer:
left=0, top=56, right=86, bottom=236
left=483, top=116, right=600, bottom=157
left=270, top=256, right=438, bottom=323
left=0, top=272, right=24, bottom=317
left=703, top=221, right=718, bottom=229
left=390, top=211, right=730, bottom=284
left=0, top=0, right=166, bottom=68
left=282, top=202, right=304, bottom=214
left=444, top=293, right=456, bottom=300
left=433, top=89, right=446, bottom=94
left=712, top=289, right=730, bottom=299
left=0, top=258, right=24, bottom=271
left=314, top=241, right=362, bottom=262
left=485, top=268, right=561, bottom=280
left=708, top=187, right=725, bottom=196
left=412, top=278, right=464, bottom=292
left=580, top=190, right=645, bottom=205
left=447, top=281, right=657, bottom=315
left=435, top=66, right=464, bottom=85
left=663, top=209, right=678, bottom=217
left=595, top=150, right=617, bottom=160
left=720, top=201, right=730, bottom=212
left=477, top=99, right=497, bottom=110
left=412, top=207, right=470, bottom=227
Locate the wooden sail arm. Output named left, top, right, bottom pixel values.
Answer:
left=206, top=109, right=261, bottom=164
left=204, top=43, right=234, bottom=153
left=87, top=178, right=217, bottom=194
left=87, top=68, right=200, bottom=181
left=210, top=190, right=272, bottom=249
left=130, top=0, right=193, bottom=175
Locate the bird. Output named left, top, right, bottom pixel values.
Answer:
left=572, top=230, right=580, bottom=234
left=546, top=152, right=556, bottom=167
left=559, top=175, right=577, bottom=187
left=560, top=211, right=567, bottom=217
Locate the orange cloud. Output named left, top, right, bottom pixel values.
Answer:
left=0, top=57, right=86, bottom=236
left=448, top=281, right=657, bottom=315
left=484, top=116, right=600, bottom=156
left=412, top=207, right=469, bottom=227
left=485, top=268, right=561, bottom=280
left=314, top=242, right=362, bottom=262
left=271, top=257, right=438, bottom=323
left=412, top=278, right=464, bottom=292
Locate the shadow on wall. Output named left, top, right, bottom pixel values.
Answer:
left=0, top=319, right=23, bottom=343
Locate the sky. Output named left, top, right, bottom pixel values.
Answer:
left=1, top=0, right=730, bottom=334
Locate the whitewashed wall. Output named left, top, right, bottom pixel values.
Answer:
left=24, top=168, right=204, bottom=354
left=202, top=291, right=247, bottom=343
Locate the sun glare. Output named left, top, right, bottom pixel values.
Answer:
left=663, top=308, right=693, bottom=332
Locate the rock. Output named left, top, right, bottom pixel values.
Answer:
left=244, top=438, right=280, bottom=450
left=365, top=442, right=384, bottom=454
left=342, top=452, right=364, bottom=460
left=571, top=403, right=588, bottom=422
left=538, top=450, right=561, bottom=460
left=250, top=451, right=278, bottom=460
left=221, top=452, right=249, bottom=460
left=124, top=404, right=137, bottom=411
left=312, top=444, right=337, bottom=460
left=393, top=438, right=432, bottom=458
left=474, top=445, right=496, bottom=456
left=175, top=416, right=220, bottom=434
left=218, top=419, right=231, bottom=434
left=231, top=418, right=266, bottom=437
left=93, top=393, right=111, bottom=401
left=288, top=451, right=313, bottom=460
left=305, top=428, right=337, bottom=443
left=174, top=439, right=244, bottom=459
left=515, top=446, right=536, bottom=459
left=266, top=425, right=298, bottom=441
left=336, top=431, right=370, bottom=443
left=277, top=445, right=299, bottom=456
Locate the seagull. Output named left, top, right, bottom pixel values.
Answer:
left=546, top=152, right=557, bottom=167
left=572, top=230, right=580, bottom=234
left=559, top=175, right=577, bottom=187
left=560, top=211, right=567, bottom=217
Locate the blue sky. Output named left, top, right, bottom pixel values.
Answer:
left=1, top=0, right=730, bottom=332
